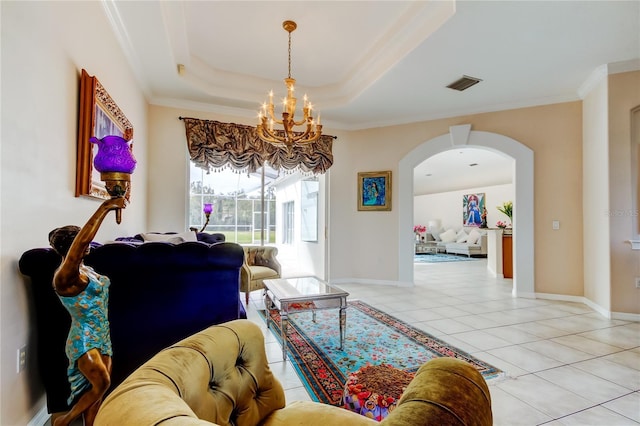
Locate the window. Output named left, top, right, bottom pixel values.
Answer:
left=189, top=163, right=276, bottom=244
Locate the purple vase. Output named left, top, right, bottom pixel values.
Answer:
left=90, top=135, right=137, bottom=174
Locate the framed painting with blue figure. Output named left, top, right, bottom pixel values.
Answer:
left=463, top=193, right=485, bottom=227
left=358, top=171, right=392, bottom=211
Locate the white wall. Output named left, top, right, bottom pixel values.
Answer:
left=1, top=3, right=148, bottom=424
left=275, top=174, right=326, bottom=279
left=582, top=75, right=611, bottom=311
left=414, top=183, right=514, bottom=233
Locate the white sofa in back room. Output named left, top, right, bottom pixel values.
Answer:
left=433, top=227, right=488, bottom=257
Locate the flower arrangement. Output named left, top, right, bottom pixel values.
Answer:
left=496, top=221, right=507, bottom=229
left=496, top=201, right=513, bottom=221
left=413, top=225, right=427, bottom=234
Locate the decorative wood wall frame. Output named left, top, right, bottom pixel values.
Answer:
left=357, top=170, right=392, bottom=211
left=76, top=69, right=133, bottom=199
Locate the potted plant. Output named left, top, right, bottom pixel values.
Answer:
left=413, top=225, right=426, bottom=242
left=496, top=201, right=513, bottom=225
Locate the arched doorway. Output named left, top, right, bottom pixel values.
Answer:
left=398, top=125, right=534, bottom=297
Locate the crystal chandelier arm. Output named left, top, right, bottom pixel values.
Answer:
left=257, top=123, right=289, bottom=146
left=264, top=102, right=285, bottom=125
left=258, top=117, right=322, bottom=146
left=259, top=117, right=291, bottom=142
left=292, top=106, right=311, bottom=127
left=288, top=123, right=322, bottom=144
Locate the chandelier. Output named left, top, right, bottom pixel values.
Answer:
left=257, top=20, right=322, bottom=152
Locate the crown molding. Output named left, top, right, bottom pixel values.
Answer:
left=101, top=0, right=152, bottom=98
left=578, top=59, right=640, bottom=99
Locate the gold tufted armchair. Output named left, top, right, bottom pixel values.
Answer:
left=95, top=319, right=493, bottom=426
left=240, top=246, right=281, bottom=305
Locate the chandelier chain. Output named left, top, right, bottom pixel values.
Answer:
left=288, top=31, right=292, bottom=79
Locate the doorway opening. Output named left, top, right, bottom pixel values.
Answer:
left=412, top=147, right=514, bottom=275
left=399, top=126, right=534, bottom=297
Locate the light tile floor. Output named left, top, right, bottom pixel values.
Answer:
left=245, top=258, right=640, bottom=426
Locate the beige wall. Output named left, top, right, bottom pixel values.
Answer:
left=608, top=71, right=640, bottom=314
left=329, top=103, right=584, bottom=296
left=1, top=2, right=148, bottom=424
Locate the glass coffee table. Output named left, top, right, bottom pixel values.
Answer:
left=263, top=276, right=349, bottom=360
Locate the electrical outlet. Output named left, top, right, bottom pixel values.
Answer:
left=636, top=277, right=640, bottom=288
left=17, top=345, right=26, bottom=373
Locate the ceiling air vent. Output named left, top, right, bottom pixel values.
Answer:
left=446, top=75, right=482, bottom=91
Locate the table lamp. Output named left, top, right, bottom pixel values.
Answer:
left=200, top=203, right=213, bottom=232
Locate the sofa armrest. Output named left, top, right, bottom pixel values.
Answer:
left=381, top=358, right=492, bottom=426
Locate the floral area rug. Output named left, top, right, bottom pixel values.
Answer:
left=414, top=253, right=481, bottom=263
left=259, top=300, right=503, bottom=405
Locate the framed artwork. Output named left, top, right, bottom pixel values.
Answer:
left=463, top=192, right=485, bottom=227
left=358, top=171, right=392, bottom=211
left=76, top=69, right=133, bottom=199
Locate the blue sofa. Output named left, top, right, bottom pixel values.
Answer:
left=18, top=238, right=245, bottom=414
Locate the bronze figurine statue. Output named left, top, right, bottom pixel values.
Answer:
left=49, top=197, right=127, bottom=426
left=480, top=207, right=488, bottom=228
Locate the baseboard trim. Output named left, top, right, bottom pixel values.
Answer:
left=536, top=292, right=640, bottom=321
left=611, top=311, right=640, bottom=322
left=536, top=292, right=588, bottom=304
left=582, top=297, right=611, bottom=319
left=27, top=403, right=48, bottom=426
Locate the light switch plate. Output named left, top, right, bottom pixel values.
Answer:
left=552, top=220, right=560, bottom=230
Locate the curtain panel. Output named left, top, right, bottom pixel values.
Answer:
left=181, top=117, right=334, bottom=174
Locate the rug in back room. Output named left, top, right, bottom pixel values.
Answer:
left=414, top=253, right=481, bottom=263
left=259, top=300, right=503, bottom=405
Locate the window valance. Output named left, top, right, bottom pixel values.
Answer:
left=181, top=117, right=334, bottom=174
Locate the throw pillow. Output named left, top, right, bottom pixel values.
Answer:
left=439, top=229, right=457, bottom=244
left=140, top=231, right=197, bottom=243
left=456, top=229, right=468, bottom=243
left=466, top=229, right=482, bottom=245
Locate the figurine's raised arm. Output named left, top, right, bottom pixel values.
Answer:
left=52, top=197, right=127, bottom=296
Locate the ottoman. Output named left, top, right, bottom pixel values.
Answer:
left=343, top=364, right=415, bottom=421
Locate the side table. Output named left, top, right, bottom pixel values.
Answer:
left=263, top=276, right=349, bottom=360
left=415, top=241, right=437, bottom=254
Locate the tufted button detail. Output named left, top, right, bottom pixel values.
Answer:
left=236, top=355, right=246, bottom=368
left=230, top=408, right=239, bottom=425
left=209, top=380, right=218, bottom=390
